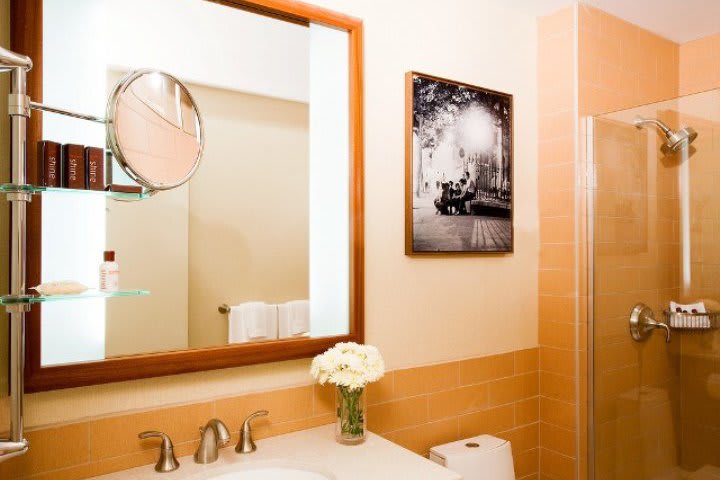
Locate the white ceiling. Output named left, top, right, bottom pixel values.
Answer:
left=516, top=0, right=720, bottom=44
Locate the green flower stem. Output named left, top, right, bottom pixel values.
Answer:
left=337, top=386, right=365, bottom=438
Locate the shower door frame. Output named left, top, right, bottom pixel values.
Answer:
left=585, top=115, right=596, bottom=480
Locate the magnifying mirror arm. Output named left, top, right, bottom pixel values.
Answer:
left=29, top=101, right=107, bottom=124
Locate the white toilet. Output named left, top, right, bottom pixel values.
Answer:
left=430, top=435, right=515, bottom=480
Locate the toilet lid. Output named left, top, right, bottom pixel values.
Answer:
left=430, top=434, right=508, bottom=460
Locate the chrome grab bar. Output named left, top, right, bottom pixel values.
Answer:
left=629, top=303, right=671, bottom=343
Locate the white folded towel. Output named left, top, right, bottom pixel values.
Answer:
left=228, top=302, right=278, bottom=343
left=278, top=300, right=310, bottom=338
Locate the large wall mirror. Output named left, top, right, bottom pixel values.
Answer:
left=11, top=0, right=364, bottom=391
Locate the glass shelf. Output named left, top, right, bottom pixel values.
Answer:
left=0, top=289, right=150, bottom=306
left=1, top=183, right=152, bottom=201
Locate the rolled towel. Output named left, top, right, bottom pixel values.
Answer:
left=289, top=300, right=310, bottom=335
left=278, top=300, right=310, bottom=338
left=228, top=302, right=278, bottom=343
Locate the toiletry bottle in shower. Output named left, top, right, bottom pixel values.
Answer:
left=99, top=250, right=119, bottom=292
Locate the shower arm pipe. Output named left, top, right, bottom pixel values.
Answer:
left=0, top=46, right=32, bottom=463
left=633, top=117, right=672, bottom=136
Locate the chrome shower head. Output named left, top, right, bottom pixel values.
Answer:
left=633, top=116, right=697, bottom=153
left=664, top=127, right=697, bottom=152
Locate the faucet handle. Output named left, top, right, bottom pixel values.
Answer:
left=236, top=410, right=269, bottom=454
left=138, top=431, right=180, bottom=473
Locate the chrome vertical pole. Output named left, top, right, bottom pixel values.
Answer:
left=8, top=65, right=30, bottom=444
left=0, top=46, right=32, bottom=461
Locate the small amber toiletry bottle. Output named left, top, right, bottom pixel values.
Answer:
left=99, top=250, right=119, bottom=292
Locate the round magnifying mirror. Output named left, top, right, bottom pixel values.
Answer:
left=106, top=70, right=204, bottom=190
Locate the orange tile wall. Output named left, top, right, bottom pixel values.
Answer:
left=679, top=33, right=720, bottom=96
left=578, top=6, right=679, bottom=117
left=538, top=4, right=683, bottom=480
left=2, top=348, right=539, bottom=480
left=537, top=6, right=580, bottom=480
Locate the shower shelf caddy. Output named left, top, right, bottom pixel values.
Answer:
left=664, top=310, right=720, bottom=330
left=0, top=46, right=150, bottom=463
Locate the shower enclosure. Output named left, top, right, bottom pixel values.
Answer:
left=588, top=88, right=720, bottom=480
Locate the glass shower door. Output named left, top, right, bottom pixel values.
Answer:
left=589, top=88, right=720, bottom=480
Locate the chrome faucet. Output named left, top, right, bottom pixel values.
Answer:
left=236, top=410, right=269, bottom=454
left=138, top=431, right=180, bottom=473
left=194, top=419, right=231, bottom=464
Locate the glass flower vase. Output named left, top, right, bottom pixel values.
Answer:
left=335, top=385, right=366, bottom=445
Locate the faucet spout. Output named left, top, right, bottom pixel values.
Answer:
left=194, top=418, right=230, bottom=464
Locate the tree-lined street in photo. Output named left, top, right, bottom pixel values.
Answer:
left=409, top=75, right=512, bottom=253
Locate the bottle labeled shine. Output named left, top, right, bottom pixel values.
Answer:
left=99, top=250, right=119, bottom=292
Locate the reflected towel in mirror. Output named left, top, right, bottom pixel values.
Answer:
left=228, top=302, right=278, bottom=343
left=278, top=300, right=310, bottom=338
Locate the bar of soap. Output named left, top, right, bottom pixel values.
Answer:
left=32, top=281, right=89, bottom=295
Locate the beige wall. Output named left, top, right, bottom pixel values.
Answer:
left=105, top=186, right=190, bottom=357
left=10, top=0, right=539, bottom=429
left=187, top=84, right=309, bottom=348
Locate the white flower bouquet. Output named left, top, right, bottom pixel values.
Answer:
left=311, top=342, right=385, bottom=444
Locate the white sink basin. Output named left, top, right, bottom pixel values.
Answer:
left=90, top=425, right=461, bottom=480
left=196, top=462, right=336, bottom=480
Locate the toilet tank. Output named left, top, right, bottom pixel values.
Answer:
left=430, top=435, right=515, bottom=480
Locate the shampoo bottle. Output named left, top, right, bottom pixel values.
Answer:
left=99, top=250, right=119, bottom=292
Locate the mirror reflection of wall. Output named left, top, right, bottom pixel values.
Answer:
left=40, top=0, right=350, bottom=366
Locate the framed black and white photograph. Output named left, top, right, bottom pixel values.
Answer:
left=405, top=72, right=513, bottom=254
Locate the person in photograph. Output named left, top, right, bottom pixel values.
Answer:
left=454, top=172, right=475, bottom=215
left=450, top=180, right=463, bottom=214
left=453, top=177, right=475, bottom=215
left=447, top=181, right=456, bottom=214
left=434, top=182, right=450, bottom=215
left=452, top=178, right=468, bottom=215
left=465, top=171, right=477, bottom=199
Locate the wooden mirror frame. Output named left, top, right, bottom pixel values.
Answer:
left=11, top=0, right=364, bottom=392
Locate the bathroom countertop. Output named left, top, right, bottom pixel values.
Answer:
left=90, top=424, right=462, bottom=480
